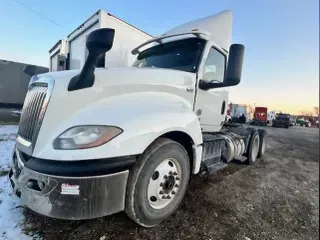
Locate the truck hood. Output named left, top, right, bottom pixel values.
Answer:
left=39, top=67, right=195, bottom=93
left=31, top=67, right=197, bottom=158
left=38, top=68, right=196, bottom=116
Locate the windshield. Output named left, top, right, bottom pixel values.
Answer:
left=132, top=38, right=206, bottom=73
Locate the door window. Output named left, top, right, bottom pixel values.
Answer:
left=203, top=47, right=226, bottom=83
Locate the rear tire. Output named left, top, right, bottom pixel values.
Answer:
left=257, top=129, right=267, bottom=158
left=125, top=138, right=190, bottom=227
left=246, top=130, right=260, bottom=165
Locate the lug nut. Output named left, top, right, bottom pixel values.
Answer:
left=160, top=182, right=164, bottom=187
left=175, top=177, right=180, bottom=180
left=167, top=195, right=171, bottom=199
left=159, top=190, right=164, bottom=194
left=172, top=191, right=176, bottom=195
left=169, top=171, right=173, bottom=175
left=175, top=184, right=179, bottom=188
left=173, top=172, right=178, bottom=176
left=162, top=195, right=166, bottom=199
left=164, top=175, right=168, bottom=179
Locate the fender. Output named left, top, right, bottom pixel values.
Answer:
left=32, top=91, right=203, bottom=173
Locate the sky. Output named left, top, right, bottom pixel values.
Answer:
left=0, top=0, right=319, bottom=115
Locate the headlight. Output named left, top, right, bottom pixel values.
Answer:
left=53, top=125, right=123, bottom=150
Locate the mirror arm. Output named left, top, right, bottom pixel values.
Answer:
left=68, top=28, right=115, bottom=92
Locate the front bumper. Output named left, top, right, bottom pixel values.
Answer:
left=250, top=120, right=267, bottom=125
left=9, top=149, right=132, bottom=220
left=274, top=121, right=289, bottom=127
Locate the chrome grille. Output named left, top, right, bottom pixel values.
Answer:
left=18, top=84, right=48, bottom=142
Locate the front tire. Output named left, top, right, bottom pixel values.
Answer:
left=125, top=138, right=190, bottom=227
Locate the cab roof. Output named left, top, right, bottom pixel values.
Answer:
left=164, top=10, right=233, bottom=52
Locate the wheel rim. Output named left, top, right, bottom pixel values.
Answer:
left=147, top=158, right=182, bottom=209
left=251, top=136, right=260, bottom=162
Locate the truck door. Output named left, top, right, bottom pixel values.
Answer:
left=194, top=46, right=228, bottom=132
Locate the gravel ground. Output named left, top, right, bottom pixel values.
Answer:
left=1, top=125, right=319, bottom=240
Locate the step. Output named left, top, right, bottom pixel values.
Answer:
left=235, top=155, right=247, bottom=163
left=206, top=161, right=228, bottom=174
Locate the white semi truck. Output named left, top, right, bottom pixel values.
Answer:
left=9, top=10, right=268, bottom=227
left=49, top=10, right=152, bottom=72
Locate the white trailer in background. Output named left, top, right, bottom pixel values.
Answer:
left=48, top=10, right=152, bottom=72
left=229, top=103, right=249, bottom=122
left=49, top=40, right=68, bottom=72
left=267, top=111, right=276, bottom=124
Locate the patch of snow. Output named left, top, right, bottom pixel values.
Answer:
left=11, top=110, right=22, bottom=117
left=0, top=125, right=32, bottom=240
left=0, top=125, right=18, bottom=172
left=0, top=125, right=18, bottom=136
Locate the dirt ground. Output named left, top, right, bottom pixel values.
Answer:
left=9, top=125, right=320, bottom=239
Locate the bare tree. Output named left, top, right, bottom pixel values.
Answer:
left=247, top=104, right=254, bottom=114
left=300, top=110, right=314, bottom=118
left=314, top=106, right=319, bottom=116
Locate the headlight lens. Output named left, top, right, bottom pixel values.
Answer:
left=53, top=125, right=123, bottom=150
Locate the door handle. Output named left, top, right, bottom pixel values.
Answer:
left=186, top=87, right=194, bottom=93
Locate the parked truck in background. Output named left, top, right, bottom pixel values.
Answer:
left=229, top=103, right=249, bottom=123
left=267, top=111, right=276, bottom=124
left=296, top=118, right=311, bottom=127
left=250, top=107, right=268, bottom=126
left=9, top=10, right=268, bottom=227
left=49, top=40, right=68, bottom=72
left=49, top=10, right=152, bottom=72
left=0, top=60, right=48, bottom=109
left=272, top=113, right=290, bottom=128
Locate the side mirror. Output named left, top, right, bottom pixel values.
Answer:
left=68, top=28, right=115, bottom=91
left=199, top=44, right=245, bottom=90
left=23, top=65, right=37, bottom=76
left=224, top=44, right=245, bottom=87
left=86, top=28, right=115, bottom=54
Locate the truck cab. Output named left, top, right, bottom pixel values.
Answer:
left=8, top=10, right=268, bottom=227
left=272, top=113, right=290, bottom=128
left=250, top=107, right=268, bottom=126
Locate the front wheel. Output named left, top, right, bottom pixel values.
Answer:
left=125, top=138, right=190, bottom=227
